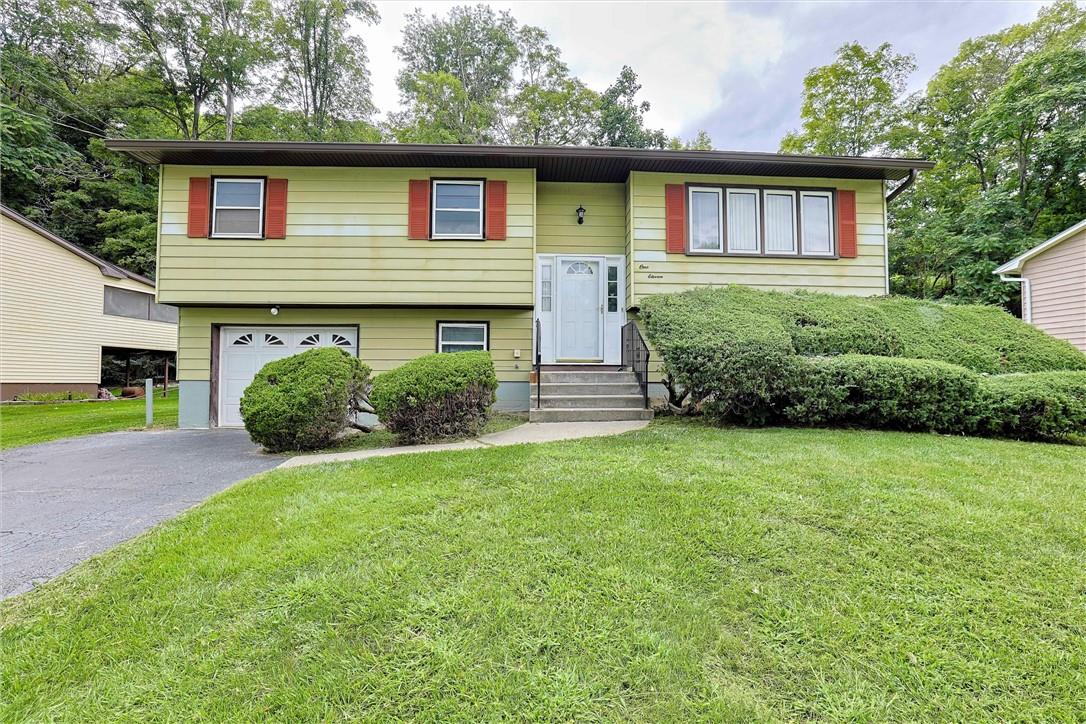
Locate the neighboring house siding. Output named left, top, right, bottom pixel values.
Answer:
left=157, top=166, right=536, bottom=306
left=176, top=306, right=532, bottom=382
left=0, top=215, right=176, bottom=390
left=1021, top=228, right=1086, bottom=352
left=627, top=172, right=887, bottom=304
left=535, top=182, right=626, bottom=255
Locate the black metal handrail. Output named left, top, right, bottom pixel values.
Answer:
left=534, top=318, right=542, bottom=409
left=621, top=321, right=650, bottom=409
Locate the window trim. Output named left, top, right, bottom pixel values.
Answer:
left=687, top=186, right=724, bottom=254
left=435, top=321, right=490, bottom=353
left=431, top=178, right=485, bottom=240
left=763, top=189, right=799, bottom=255
left=210, top=177, right=265, bottom=239
left=798, top=190, right=836, bottom=257
left=682, top=183, right=839, bottom=259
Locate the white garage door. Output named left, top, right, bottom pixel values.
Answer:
left=218, top=326, right=358, bottom=427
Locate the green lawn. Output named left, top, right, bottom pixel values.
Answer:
left=0, top=389, right=178, bottom=449
left=3, top=419, right=1084, bottom=720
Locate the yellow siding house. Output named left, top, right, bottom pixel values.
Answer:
left=105, top=141, right=931, bottom=427
left=0, top=206, right=177, bottom=399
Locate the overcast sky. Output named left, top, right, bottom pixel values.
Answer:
left=361, top=1, right=1049, bottom=150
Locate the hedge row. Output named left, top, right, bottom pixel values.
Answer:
left=370, top=350, right=498, bottom=444
left=640, top=286, right=1086, bottom=374
left=640, top=287, right=1086, bottom=441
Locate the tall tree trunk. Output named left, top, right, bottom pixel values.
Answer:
left=224, top=80, right=235, bottom=139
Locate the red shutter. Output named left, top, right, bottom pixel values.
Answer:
left=665, top=184, right=686, bottom=253
left=408, top=179, right=430, bottom=239
left=187, top=177, right=210, bottom=238
left=485, top=180, right=507, bottom=240
left=837, top=189, right=857, bottom=258
left=265, top=179, right=288, bottom=239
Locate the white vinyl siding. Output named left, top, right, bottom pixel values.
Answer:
left=764, top=190, right=798, bottom=254
left=800, top=191, right=834, bottom=256
left=688, top=186, right=723, bottom=253
left=726, top=189, right=760, bottom=254
left=432, top=180, right=484, bottom=239
left=211, top=178, right=264, bottom=238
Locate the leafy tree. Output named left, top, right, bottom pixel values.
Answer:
left=591, top=65, right=668, bottom=149
left=393, top=4, right=518, bottom=143
left=271, top=0, right=379, bottom=139
left=205, top=0, right=273, bottom=139
left=780, top=42, right=916, bottom=156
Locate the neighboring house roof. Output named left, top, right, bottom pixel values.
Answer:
left=994, top=218, right=1086, bottom=275
left=104, top=140, right=933, bottom=183
left=0, top=204, right=155, bottom=287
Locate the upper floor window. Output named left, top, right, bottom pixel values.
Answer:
left=437, top=322, right=488, bottom=353
left=212, top=178, right=264, bottom=238
left=432, top=180, right=483, bottom=239
left=688, top=185, right=835, bottom=257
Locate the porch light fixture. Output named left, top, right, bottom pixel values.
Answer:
left=576, top=205, right=586, bottom=224
left=270, top=306, right=280, bottom=316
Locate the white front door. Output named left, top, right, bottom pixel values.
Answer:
left=556, top=258, right=603, bottom=361
left=218, top=326, right=358, bottom=427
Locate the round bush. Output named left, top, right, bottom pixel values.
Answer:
left=370, top=351, right=498, bottom=444
left=978, top=371, right=1086, bottom=441
left=240, top=347, right=372, bottom=452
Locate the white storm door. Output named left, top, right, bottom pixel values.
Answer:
left=556, top=258, right=603, bottom=361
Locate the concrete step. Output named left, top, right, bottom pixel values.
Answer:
left=539, top=371, right=638, bottom=384
left=536, top=382, right=643, bottom=396
left=529, top=407, right=654, bottom=423
left=531, top=394, right=646, bottom=409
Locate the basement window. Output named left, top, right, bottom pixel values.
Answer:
left=437, top=322, right=489, bottom=353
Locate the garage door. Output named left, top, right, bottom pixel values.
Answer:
left=218, top=326, right=358, bottom=427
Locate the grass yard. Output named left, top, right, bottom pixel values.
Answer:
left=2, top=419, right=1084, bottom=720
left=0, top=389, right=179, bottom=450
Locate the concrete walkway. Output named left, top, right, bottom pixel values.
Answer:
left=278, top=420, right=650, bottom=469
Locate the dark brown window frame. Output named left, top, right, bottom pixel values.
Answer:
left=209, top=175, right=268, bottom=240
left=684, top=182, right=840, bottom=260
left=430, top=177, right=487, bottom=241
left=434, top=320, right=491, bottom=353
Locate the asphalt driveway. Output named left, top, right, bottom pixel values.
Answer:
left=1, top=429, right=282, bottom=598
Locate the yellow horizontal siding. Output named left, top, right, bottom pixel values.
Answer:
left=158, top=166, right=535, bottom=306
left=176, top=307, right=532, bottom=383
left=536, top=182, right=627, bottom=255
left=0, top=216, right=176, bottom=384
left=627, top=172, right=888, bottom=303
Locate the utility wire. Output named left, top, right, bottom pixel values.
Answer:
left=0, top=102, right=109, bottom=139
left=7, top=63, right=128, bottom=138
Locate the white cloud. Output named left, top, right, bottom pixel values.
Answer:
left=361, top=1, right=786, bottom=136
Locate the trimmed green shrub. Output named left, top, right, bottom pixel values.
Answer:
left=642, top=286, right=1086, bottom=374
left=370, top=351, right=498, bottom=444
left=639, top=291, right=796, bottom=424
left=241, top=347, right=371, bottom=453
left=783, top=355, right=984, bottom=433
left=978, top=372, right=1086, bottom=441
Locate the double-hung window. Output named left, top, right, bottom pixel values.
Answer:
left=688, top=187, right=723, bottom=253
left=211, top=178, right=264, bottom=238
left=437, top=322, right=488, bottom=353
left=432, top=180, right=484, bottom=239
left=799, top=191, right=834, bottom=256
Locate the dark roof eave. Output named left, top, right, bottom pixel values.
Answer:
left=104, top=140, right=933, bottom=182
